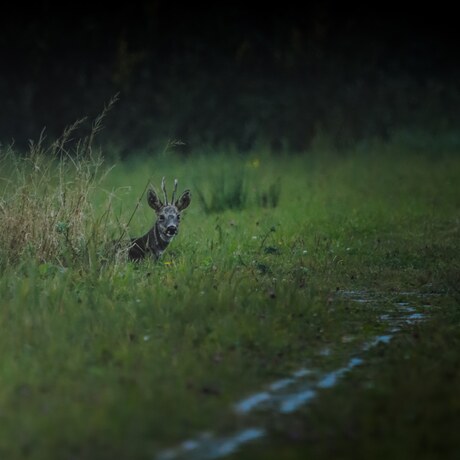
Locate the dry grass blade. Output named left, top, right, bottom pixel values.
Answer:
left=0, top=97, right=120, bottom=268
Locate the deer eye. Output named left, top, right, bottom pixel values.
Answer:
left=159, top=214, right=165, bottom=222
left=177, top=214, right=181, bottom=221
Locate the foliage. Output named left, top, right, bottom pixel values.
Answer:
left=1, top=6, right=460, bottom=153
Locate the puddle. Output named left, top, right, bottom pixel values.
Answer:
left=157, top=291, right=429, bottom=460
left=158, top=428, right=266, bottom=460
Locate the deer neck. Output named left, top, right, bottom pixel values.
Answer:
left=147, top=222, right=170, bottom=258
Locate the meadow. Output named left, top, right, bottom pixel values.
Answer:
left=0, top=124, right=459, bottom=459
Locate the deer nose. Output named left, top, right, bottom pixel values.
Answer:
left=166, top=225, right=177, bottom=235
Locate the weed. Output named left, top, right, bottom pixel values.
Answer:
left=195, top=169, right=247, bottom=214
left=256, top=178, right=281, bottom=208
left=0, top=97, right=119, bottom=268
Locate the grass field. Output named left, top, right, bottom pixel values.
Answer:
left=0, top=131, right=459, bottom=459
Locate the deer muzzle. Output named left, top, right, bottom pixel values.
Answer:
left=166, top=225, right=177, bottom=236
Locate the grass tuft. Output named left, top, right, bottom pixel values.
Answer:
left=0, top=97, right=119, bottom=269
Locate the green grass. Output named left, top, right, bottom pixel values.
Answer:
left=0, top=134, right=459, bottom=459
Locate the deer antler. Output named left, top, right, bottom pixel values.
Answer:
left=161, top=177, right=168, bottom=205
left=171, top=179, right=178, bottom=204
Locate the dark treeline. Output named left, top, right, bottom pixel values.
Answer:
left=1, top=2, right=459, bottom=155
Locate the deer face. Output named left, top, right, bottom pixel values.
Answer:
left=147, top=178, right=191, bottom=242
left=156, top=205, right=182, bottom=239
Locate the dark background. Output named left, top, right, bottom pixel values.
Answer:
left=1, top=2, right=459, bottom=155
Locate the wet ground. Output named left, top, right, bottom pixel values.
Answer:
left=157, top=291, right=433, bottom=460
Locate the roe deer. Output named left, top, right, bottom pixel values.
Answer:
left=128, top=178, right=191, bottom=261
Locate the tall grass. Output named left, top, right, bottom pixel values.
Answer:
left=192, top=155, right=282, bottom=214
left=0, top=98, right=118, bottom=269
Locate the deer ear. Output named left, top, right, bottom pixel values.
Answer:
left=147, top=189, right=163, bottom=212
left=175, top=189, right=191, bottom=211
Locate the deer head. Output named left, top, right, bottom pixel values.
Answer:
left=147, top=177, right=191, bottom=243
